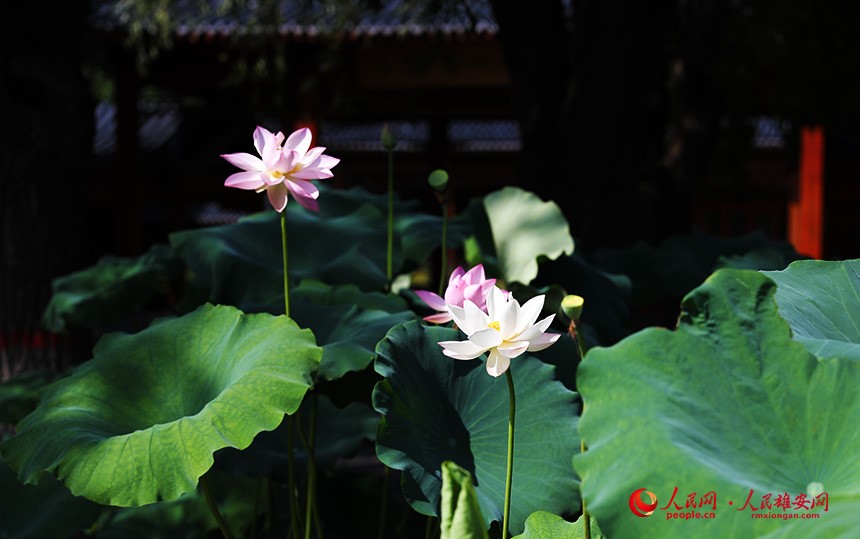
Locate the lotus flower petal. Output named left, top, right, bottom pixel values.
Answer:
left=485, top=349, right=510, bottom=377
left=267, top=183, right=289, bottom=212
left=440, top=339, right=487, bottom=360
left=470, top=328, right=504, bottom=350
left=223, top=126, right=338, bottom=212
left=436, top=285, right=559, bottom=376
left=221, top=152, right=265, bottom=172
left=284, top=127, right=312, bottom=157
left=414, top=290, right=447, bottom=312
left=224, top=171, right=266, bottom=190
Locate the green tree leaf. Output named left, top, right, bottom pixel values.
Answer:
left=764, top=258, right=860, bottom=361
left=440, top=461, right=489, bottom=539
left=1, top=304, right=321, bottom=506
left=480, top=187, right=574, bottom=286
left=512, top=511, right=605, bottom=539
left=373, top=321, right=581, bottom=535
left=575, top=269, right=860, bottom=538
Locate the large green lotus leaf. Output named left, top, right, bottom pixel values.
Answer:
left=316, top=185, right=474, bottom=265
left=98, top=471, right=259, bottom=539
left=764, top=258, right=860, bottom=361
left=41, top=244, right=182, bottom=332
left=0, top=454, right=102, bottom=539
left=589, top=231, right=800, bottom=306
left=395, top=210, right=475, bottom=268
left=530, top=252, right=632, bottom=346
left=513, top=512, right=605, bottom=539
left=591, top=230, right=801, bottom=305
left=0, top=304, right=321, bottom=506
left=216, top=394, right=377, bottom=480
left=170, top=207, right=390, bottom=310
left=0, top=370, right=60, bottom=425
left=373, top=321, right=581, bottom=536
left=575, top=269, right=860, bottom=539
left=479, top=187, right=574, bottom=286
left=657, top=229, right=799, bottom=296
left=717, top=246, right=798, bottom=272
left=290, top=280, right=417, bottom=381
left=440, top=461, right=489, bottom=539
left=589, top=241, right=666, bottom=305
left=171, top=191, right=472, bottom=311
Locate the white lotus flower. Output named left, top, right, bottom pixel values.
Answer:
left=439, top=286, right=561, bottom=377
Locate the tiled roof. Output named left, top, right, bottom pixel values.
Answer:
left=90, top=0, right=498, bottom=39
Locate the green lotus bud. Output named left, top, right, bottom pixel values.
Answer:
left=380, top=123, right=397, bottom=151
left=428, top=169, right=449, bottom=192
left=561, top=294, right=584, bottom=321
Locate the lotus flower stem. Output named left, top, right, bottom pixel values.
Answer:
left=287, top=416, right=301, bottom=538
left=502, top=369, right=516, bottom=538
left=297, top=397, right=321, bottom=539
left=424, top=516, right=435, bottom=539
left=438, top=203, right=448, bottom=296
left=377, top=466, right=391, bottom=539
left=568, top=319, right=591, bottom=539
left=281, top=210, right=290, bottom=317
left=427, top=169, right=450, bottom=296
left=200, top=474, right=235, bottom=539
left=282, top=209, right=301, bottom=539
left=386, top=148, right=394, bottom=285
left=251, top=477, right=261, bottom=539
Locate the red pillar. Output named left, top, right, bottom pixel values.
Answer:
left=788, top=126, right=824, bottom=259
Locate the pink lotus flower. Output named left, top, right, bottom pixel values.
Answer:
left=221, top=126, right=339, bottom=212
left=415, top=264, right=498, bottom=324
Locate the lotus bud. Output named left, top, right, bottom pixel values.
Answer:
left=428, top=169, right=449, bottom=192
left=380, top=123, right=398, bottom=151
left=561, top=294, right=584, bottom=321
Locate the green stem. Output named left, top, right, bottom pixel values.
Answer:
left=377, top=466, right=391, bottom=539
left=502, top=369, right=516, bottom=539
left=571, top=321, right=591, bottom=539
left=581, top=436, right=591, bottom=539
left=200, top=474, right=235, bottom=539
left=424, top=516, right=435, bottom=539
left=386, top=149, right=394, bottom=284
left=251, top=477, right=261, bottom=539
left=438, top=201, right=448, bottom=296
left=311, top=413, right=323, bottom=539
left=281, top=209, right=290, bottom=317
left=266, top=477, right=274, bottom=532
left=297, top=398, right=320, bottom=539
left=572, top=321, right=587, bottom=364
left=281, top=210, right=300, bottom=538
left=287, top=416, right=301, bottom=538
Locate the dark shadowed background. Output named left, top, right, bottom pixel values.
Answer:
left=3, top=0, right=860, bottom=370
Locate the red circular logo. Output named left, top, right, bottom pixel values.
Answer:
left=629, top=488, right=658, bottom=517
